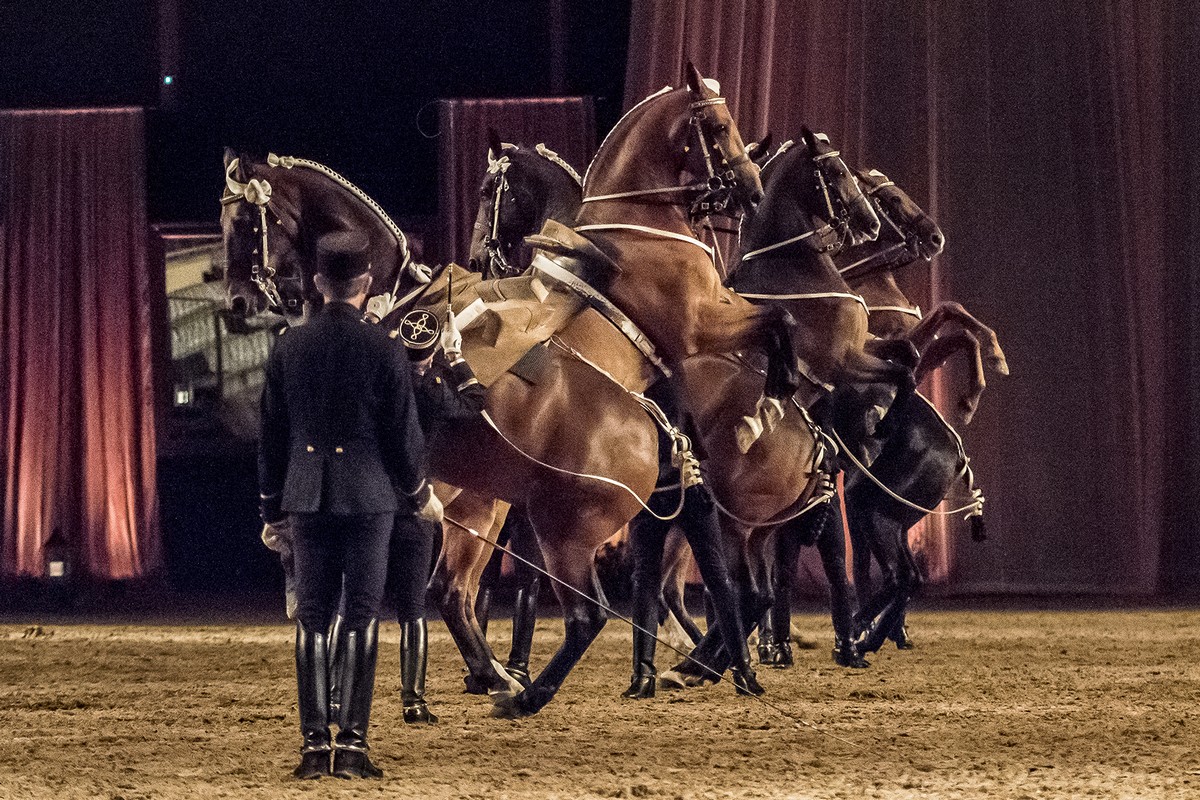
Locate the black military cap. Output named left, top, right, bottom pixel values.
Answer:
left=316, top=231, right=371, bottom=280
left=398, top=309, right=441, bottom=360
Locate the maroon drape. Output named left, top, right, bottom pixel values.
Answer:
left=436, top=96, right=595, bottom=265
left=0, top=108, right=159, bottom=580
left=626, top=1, right=1183, bottom=592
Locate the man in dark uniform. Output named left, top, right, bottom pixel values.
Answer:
left=388, top=307, right=485, bottom=724
left=258, top=230, right=438, bottom=780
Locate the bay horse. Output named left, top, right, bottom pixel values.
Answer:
left=839, top=168, right=1009, bottom=424
left=572, top=69, right=881, bottom=683
left=220, top=149, right=664, bottom=715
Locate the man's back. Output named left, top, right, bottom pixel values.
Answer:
left=259, top=301, right=425, bottom=516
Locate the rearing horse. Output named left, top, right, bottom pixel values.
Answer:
left=221, top=150, right=669, bottom=717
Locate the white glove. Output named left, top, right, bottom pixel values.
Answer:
left=417, top=482, right=444, bottom=524
left=365, top=292, right=397, bottom=322
left=260, top=519, right=293, bottom=556
left=441, top=309, right=463, bottom=360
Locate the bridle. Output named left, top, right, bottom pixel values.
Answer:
left=581, top=93, right=753, bottom=220
left=836, top=173, right=927, bottom=281
left=222, top=158, right=291, bottom=312
left=741, top=139, right=868, bottom=263
left=479, top=143, right=583, bottom=279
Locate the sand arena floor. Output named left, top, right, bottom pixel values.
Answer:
left=1, top=608, right=1198, bottom=799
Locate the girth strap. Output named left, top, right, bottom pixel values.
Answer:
left=531, top=251, right=671, bottom=377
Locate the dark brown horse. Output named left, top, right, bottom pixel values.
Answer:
left=220, top=149, right=666, bottom=716
left=838, top=168, right=1009, bottom=424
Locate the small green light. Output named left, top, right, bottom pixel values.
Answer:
left=163, top=75, right=174, bottom=85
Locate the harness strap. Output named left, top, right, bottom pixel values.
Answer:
left=740, top=226, right=835, bottom=262
left=867, top=305, right=923, bottom=320
left=739, top=290, right=870, bottom=315
left=574, top=223, right=714, bottom=258
left=531, top=252, right=671, bottom=376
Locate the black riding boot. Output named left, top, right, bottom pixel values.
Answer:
left=401, top=618, right=438, bottom=725
left=332, top=620, right=383, bottom=779
left=770, top=597, right=794, bottom=668
left=326, top=613, right=345, bottom=718
left=757, top=607, right=781, bottom=666
left=294, top=623, right=331, bottom=779
left=505, top=578, right=539, bottom=687
left=622, top=622, right=657, bottom=699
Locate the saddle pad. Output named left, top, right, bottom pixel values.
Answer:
left=411, top=264, right=583, bottom=387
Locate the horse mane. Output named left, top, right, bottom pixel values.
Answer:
left=581, top=85, right=676, bottom=189
left=263, top=154, right=412, bottom=265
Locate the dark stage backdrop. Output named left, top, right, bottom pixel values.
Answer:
left=0, top=108, right=160, bottom=580
left=626, top=0, right=1195, bottom=593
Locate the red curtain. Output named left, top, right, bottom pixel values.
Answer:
left=0, top=107, right=159, bottom=580
left=436, top=96, right=596, bottom=265
left=626, top=1, right=1184, bottom=592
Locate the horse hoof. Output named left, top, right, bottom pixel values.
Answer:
left=402, top=703, right=440, bottom=725
left=890, top=626, right=915, bottom=650
left=489, top=691, right=525, bottom=720
left=657, top=670, right=689, bottom=691
left=463, top=675, right=492, bottom=695
left=731, top=667, right=765, bottom=696
left=835, top=638, right=872, bottom=668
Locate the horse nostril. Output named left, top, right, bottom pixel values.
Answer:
left=230, top=295, right=248, bottom=315
left=931, top=232, right=945, bottom=247
left=750, top=189, right=764, bottom=206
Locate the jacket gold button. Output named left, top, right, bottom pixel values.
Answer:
left=306, top=445, right=315, bottom=453
left=335, top=446, right=344, bottom=454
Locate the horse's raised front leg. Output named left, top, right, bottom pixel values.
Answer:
left=914, top=329, right=985, bottom=424
left=908, top=302, right=1009, bottom=376
left=695, top=302, right=800, bottom=400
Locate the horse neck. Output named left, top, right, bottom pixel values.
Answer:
left=290, top=169, right=402, bottom=289
left=576, top=92, right=692, bottom=235
left=543, top=177, right=582, bottom=226
left=849, top=269, right=910, bottom=307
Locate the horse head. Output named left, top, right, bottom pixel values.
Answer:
left=221, top=148, right=430, bottom=323
left=682, top=63, right=763, bottom=213
left=221, top=148, right=306, bottom=318
left=468, top=130, right=583, bottom=278
left=580, top=64, right=763, bottom=223
left=855, top=168, right=945, bottom=261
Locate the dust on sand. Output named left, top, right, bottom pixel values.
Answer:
left=1, top=609, right=1198, bottom=799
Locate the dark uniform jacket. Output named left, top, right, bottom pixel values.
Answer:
left=259, top=301, right=426, bottom=515
left=412, top=355, right=486, bottom=437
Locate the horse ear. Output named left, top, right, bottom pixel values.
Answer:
left=746, top=132, right=773, bottom=162
left=487, top=128, right=504, bottom=161
left=685, top=61, right=704, bottom=95
left=801, top=126, right=818, bottom=153
left=223, top=147, right=237, bottom=169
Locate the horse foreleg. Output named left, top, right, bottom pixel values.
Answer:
left=908, top=302, right=1009, bottom=376
left=430, top=494, right=521, bottom=698
left=695, top=302, right=800, bottom=401
left=914, top=329, right=985, bottom=424
left=495, top=539, right=610, bottom=718
left=661, top=530, right=702, bottom=647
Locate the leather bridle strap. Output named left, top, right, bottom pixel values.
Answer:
left=574, top=223, right=714, bottom=259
